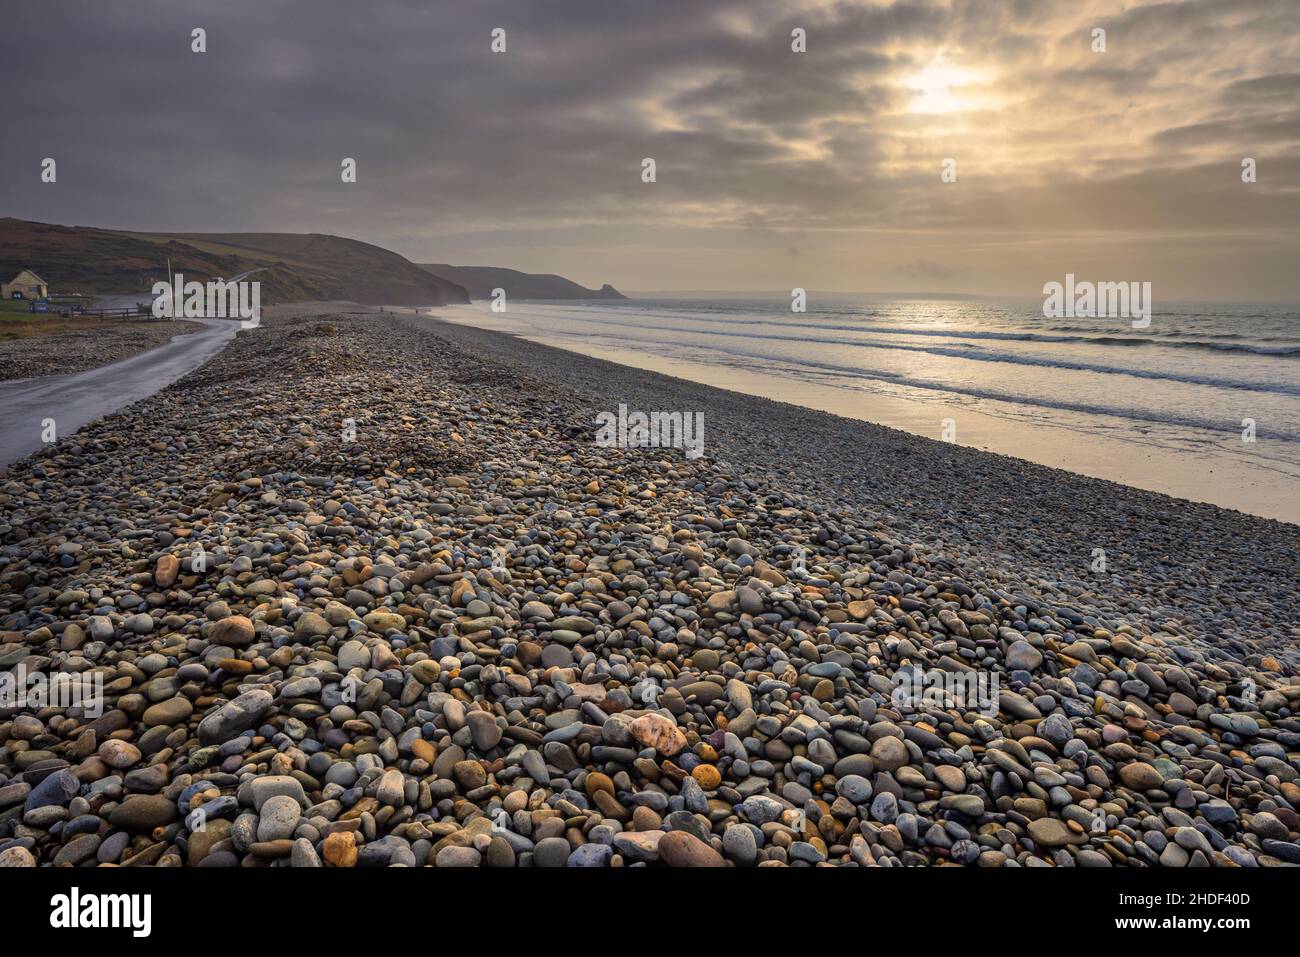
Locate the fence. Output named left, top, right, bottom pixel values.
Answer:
left=26, top=304, right=156, bottom=319
left=79, top=306, right=154, bottom=319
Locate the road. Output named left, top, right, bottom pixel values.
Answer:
left=0, top=318, right=238, bottom=471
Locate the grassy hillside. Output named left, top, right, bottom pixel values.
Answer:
left=421, top=263, right=626, bottom=301
left=0, top=218, right=469, bottom=306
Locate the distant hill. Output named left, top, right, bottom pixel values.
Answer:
left=420, top=264, right=626, bottom=301
left=0, top=218, right=469, bottom=306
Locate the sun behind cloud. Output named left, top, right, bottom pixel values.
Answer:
left=904, top=58, right=983, bottom=114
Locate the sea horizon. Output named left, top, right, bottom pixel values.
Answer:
left=624, top=290, right=1300, bottom=307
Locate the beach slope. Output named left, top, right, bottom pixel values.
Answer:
left=0, top=306, right=1295, bottom=869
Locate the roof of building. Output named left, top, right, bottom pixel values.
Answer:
left=6, top=270, right=47, bottom=285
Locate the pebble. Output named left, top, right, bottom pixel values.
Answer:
left=209, top=615, right=255, bottom=647
left=533, top=837, right=572, bottom=868
left=870, top=736, right=909, bottom=771
left=723, top=824, right=758, bottom=866
left=257, top=795, right=302, bottom=841
left=1119, top=762, right=1165, bottom=791
left=0, top=846, right=37, bottom=867
left=436, top=846, right=482, bottom=868
left=567, top=843, right=613, bottom=867
left=658, top=831, right=726, bottom=867
left=1028, top=818, right=1085, bottom=848
left=109, top=795, right=179, bottom=831
left=466, top=710, right=503, bottom=750
left=197, top=689, right=275, bottom=744
left=837, top=774, right=873, bottom=804
left=0, top=309, right=1294, bottom=873
left=142, top=696, right=194, bottom=727
left=1005, top=639, right=1043, bottom=670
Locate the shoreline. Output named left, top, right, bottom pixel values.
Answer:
left=428, top=302, right=1300, bottom=525
left=413, top=309, right=1300, bottom=657
left=1, top=305, right=1295, bottom=869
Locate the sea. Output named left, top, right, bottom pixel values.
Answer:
left=435, top=295, right=1300, bottom=524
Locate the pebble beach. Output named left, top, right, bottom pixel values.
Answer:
left=1, top=305, right=1297, bottom=868
left=0, top=320, right=203, bottom=383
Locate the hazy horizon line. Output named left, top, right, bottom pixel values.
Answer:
left=616, top=290, right=1300, bottom=307
left=7, top=214, right=1298, bottom=308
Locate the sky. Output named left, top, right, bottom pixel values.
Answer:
left=2, top=0, right=1298, bottom=300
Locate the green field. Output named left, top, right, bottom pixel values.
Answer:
left=0, top=297, right=87, bottom=318
left=0, top=298, right=36, bottom=317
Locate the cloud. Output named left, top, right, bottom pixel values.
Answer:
left=0, top=0, right=1296, bottom=297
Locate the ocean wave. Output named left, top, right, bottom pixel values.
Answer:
left=543, top=304, right=1300, bottom=356
left=554, top=327, right=1300, bottom=445
left=534, top=312, right=1300, bottom=396
left=1064, top=335, right=1300, bottom=355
